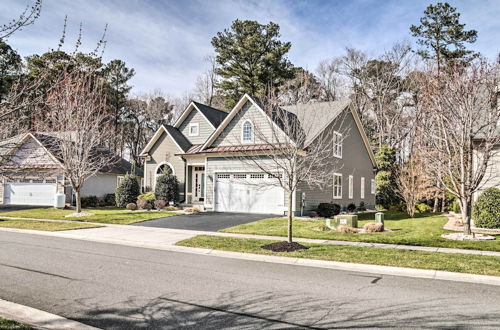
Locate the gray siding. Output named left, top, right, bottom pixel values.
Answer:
left=474, top=144, right=500, bottom=201
left=179, top=109, right=214, bottom=144
left=296, top=110, right=376, bottom=214
left=81, top=173, right=119, bottom=197
left=144, top=132, right=185, bottom=195
left=212, top=101, right=286, bottom=147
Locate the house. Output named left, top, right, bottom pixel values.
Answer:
left=140, top=94, right=376, bottom=215
left=0, top=132, right=141, bottom=206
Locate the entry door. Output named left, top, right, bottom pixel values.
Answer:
left=193, top=166, right=205, bottom=202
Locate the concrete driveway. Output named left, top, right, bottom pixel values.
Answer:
left=131, top=212, right=275, bottom=232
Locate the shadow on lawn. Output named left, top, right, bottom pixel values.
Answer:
left=72, top=290, right=500, bottom=329
left=357, top=212, right=439, bottom=222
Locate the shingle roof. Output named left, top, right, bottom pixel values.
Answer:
left=163, top=125, right=192, bottom=152
left=192, top=101, right=228, bottom=127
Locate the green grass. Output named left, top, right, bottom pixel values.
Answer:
left=0, top=207, right=178, bottom=225
left=0, top=219, right=100, bottom=231
left=177, top=235, right=500, bottom=277
left=0, top=317, right=33, bottom=329
left=220, top=212, right=500, bottom=252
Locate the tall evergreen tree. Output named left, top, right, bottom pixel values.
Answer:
left=0, top=41, right=22, bottom=103
left=211, top=20, right=294, bottom=108
left=410, top=2, right=478, bottom=72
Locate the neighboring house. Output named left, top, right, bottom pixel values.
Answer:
left=0, top=132, right=141, bottom=206
left=140, top=94, right=376, bottom=215
left=474, top=143, right=500, bottom=201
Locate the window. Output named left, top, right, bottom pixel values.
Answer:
left=117, top=176, right=125, bottom=186
left=242, top=120, right=253, bottom=142
left=371, top=179, right=376, bottom=194
left=189, top=123, right=199, bottom=136
left=333, top=132, right=342, bottom=158
left=361, top=177, right=365, bottom=199
left=250, top=173, right=265, bottom=179
left=217, top=174, right=230, bottom=179
left=348, top=175, right=353, bottom=199
left=234, top=174, right=247, bottom=179
left=333, top=173, right=342, bottom=199
left=156, top=163, right=173, bottom=176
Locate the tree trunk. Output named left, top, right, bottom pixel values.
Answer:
left=287, top=191, right=293, bottom=243
left=432, top=192, right=439, bottom=213
left=461, top=195, right=472, bottom=235
left=440, top=193, right=446, bottom=213
left=75, top=189, right=82, bottom=213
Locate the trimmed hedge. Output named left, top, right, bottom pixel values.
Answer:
left=155, top=174, right=179, bottom=203
left=115, top=174, right=140, bottom=207
left=317, top=203, right=341, bottom=218
left=473, top=188, right=500, bottom=229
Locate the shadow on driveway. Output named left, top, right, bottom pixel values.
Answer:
left=130, top=212, right=275, bottom=232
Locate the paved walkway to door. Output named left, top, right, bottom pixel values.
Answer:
left=130, top=212, right=275, bottom=232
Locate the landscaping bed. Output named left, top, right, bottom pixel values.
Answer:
left=0, top=220, right=100, bottom=231
left=220, top=211, right=500, bottom=252
left=176, top=235, right=500, bottom=277
left=0, top=208, right=178, bottom=225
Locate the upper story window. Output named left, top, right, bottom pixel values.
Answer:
left=242, top=120, right=253, bottom=143
left=189, top=123, right=199, bottom=136
left=333, top=132, right=342, bottom=158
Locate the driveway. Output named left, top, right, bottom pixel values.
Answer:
left=131, top=212, right=274, bottom=231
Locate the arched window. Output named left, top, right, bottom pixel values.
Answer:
left=155, top=162, right=174, bottom=184
left=242, top=120, right=253, bottom=142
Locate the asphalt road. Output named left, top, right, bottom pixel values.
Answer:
left=131, top=212, right=275, bottom=231
left=0, top=231, right=499, bottom=329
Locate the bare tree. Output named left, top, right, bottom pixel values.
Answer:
left=0, top=0, right=42, bottom=40
left=230, top=95, right=348, bottom=244
left=423, top=59, right=500, bottom=234
left=316, top=57, right=346, bottom=101
left=194, top=55, right=222, bottom=108
left=37, top=69, right=116, bottom=213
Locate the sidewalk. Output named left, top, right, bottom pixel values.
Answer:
left=1, top=216, right=500, bottom=257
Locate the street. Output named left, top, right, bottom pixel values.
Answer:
left=0, top=231, right=499, bottom=329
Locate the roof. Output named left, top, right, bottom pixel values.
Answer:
left=192, top=101, right=228, bottom=128
left=163, top=125, right=191, bottom=153
left=177, top=144, right=278, bottom=155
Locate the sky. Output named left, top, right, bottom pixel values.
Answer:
left=2, top=0, right=500, bottom=97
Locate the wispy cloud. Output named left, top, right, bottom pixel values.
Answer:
left=2, top=0, right=499, bottom=96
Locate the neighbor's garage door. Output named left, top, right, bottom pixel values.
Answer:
left=215, top=173, right=284, bottom=214
left=4, top=180, right=56, bottom=206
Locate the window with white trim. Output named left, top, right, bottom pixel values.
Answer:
left=348, top=175, right=353, bottom=199
left=242, top=120, right=253, bottom=142
left=360, top=177, right=365, bottom=199
left=189, top=123, right=199, bottom=136
left=333, top=173, right=342, bottom=199
left=371, top=179, right=376, bottom=194
left=333, top=132, right=342, bottom=158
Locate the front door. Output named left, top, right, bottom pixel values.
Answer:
left=193, top=166, right=205, bottom=202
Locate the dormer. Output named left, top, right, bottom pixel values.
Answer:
left=174, top=102, right=227, bottom=145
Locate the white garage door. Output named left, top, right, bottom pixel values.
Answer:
left=4, top=181, right=56, bottom=206
left=215, top=173, right=285, bottom=214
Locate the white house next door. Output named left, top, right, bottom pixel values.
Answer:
left=215, top=173, right=284, bottom=214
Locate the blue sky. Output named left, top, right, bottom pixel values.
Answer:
left=2, top=0, right=499, bottom=96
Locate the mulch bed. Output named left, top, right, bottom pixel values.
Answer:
left=261, top=241, right=309, bottom=252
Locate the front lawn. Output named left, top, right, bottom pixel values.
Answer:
left=0, top=317, right=33, bottom=329
left=0, top=207, right=178, bottom=225
left=0, top=219, right=100, bottom=231
left=220, top=212, right=500, bottom=252
left=177, top=235, right=500, bottom=277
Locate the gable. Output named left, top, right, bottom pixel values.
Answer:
left=178, top=108, right=215, bottom=144
left=6, top=137, right=60, bottom=169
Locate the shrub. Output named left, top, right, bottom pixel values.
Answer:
left=388, top=202, right=405, bottom=212
left=309, top=211, right=318, bottom=218
left=184, top=208, right=200, bottom=213
left=450, top=200, right=461, bottom=213
left=154, top=199, right=166, bottom=210
left=116, top=174, right=140, bottom=207
left=165, top=205, right=179, bottom=211
left=375, top=204, right=386, bottom=210
left=81, top=196, right=99, bottom=208
left=317, top=203, right=341, bottom=218
left=415, top=202, right=430, bottom=214
left=138, top=191, right=155, bottom=202
left=473, top=188, right=500, bottom=229
left=336, top=225, right=358, bottom=234
left=363, top=222, right=384, bottom=233
left=137, top=198, right=150, bottom=210
left=104, top=193, right=115, bottom=206
left=346, top=203, right=356, bottom=213
left=155, top=174, right=180, bottom=203
left=143, top=202, right=152, bottom=211
left=357, top=201, right=366, bottom=211
left=126, top=202, right=137, bottom=211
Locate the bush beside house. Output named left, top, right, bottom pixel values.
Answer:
left=473, top=188, right=500, bottom=229
left=115, top=174, right=141, bottom=207
left=155, top=174, right=179, bottom=204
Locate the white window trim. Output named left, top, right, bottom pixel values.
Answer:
left=348, top=175, right=353, bottom=199
left=333, top=173, right=342, bottom=199
left=241, top=119, right=254, bottom=144
left=371, top=178, right=376, bottom=194
left=188, top=123, right=199, bottom=137
left=154, top=162, right=175, bottom=187
left=361, top=177, right=365, bottom=199
left=333, top=131, right=342, bottom=158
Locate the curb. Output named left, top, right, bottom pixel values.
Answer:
left=1, top=227, right=499, bottom=287
left=0, top=298, right=100, bottom=330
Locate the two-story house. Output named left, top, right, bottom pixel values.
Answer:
left=139, top=94, right=376, bottom=215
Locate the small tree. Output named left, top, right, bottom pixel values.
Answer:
left=472, top=188, right=500, bottom=229
left=116, top=174, right=140, bottom=207
left=374, top=145, right=399, bottom=208
left=155, top=174, right=179, bottom=203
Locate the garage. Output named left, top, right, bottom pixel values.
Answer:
left=214, top=173, right=285, bottom=214
left=4, top=180, right=56, bottom=206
